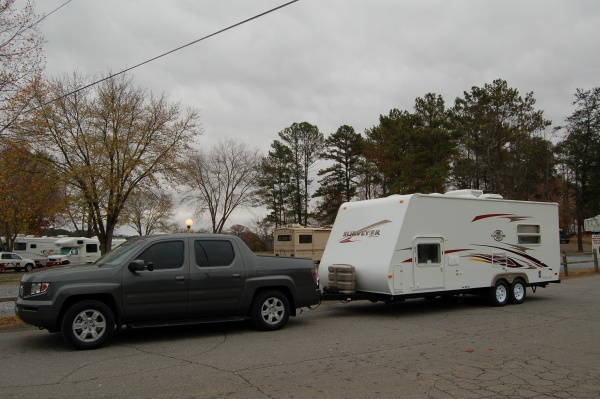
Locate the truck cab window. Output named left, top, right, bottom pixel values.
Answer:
left=417, top=243, right=441, bottom=265
left=194, top=240, right=235, bottom=267
left=136, top=241, right=184, bottom=270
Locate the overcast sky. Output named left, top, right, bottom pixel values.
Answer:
left=30, top=0, right=600, bottom=231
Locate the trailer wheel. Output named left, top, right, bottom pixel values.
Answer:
left=250, top=290, right=290, bottom=331
left=61, top=300, right=115, bottom=350
left=509, top=279, right=526, bottom=304
left=24, top=263, right=34, bottom=272
left=489, top=280, right=509, bottom=306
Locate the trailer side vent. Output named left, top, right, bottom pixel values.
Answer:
left=328, top=264, right=356, bottom=294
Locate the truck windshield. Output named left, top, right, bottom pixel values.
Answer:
left=56, top=247, right=73, bottom=255
left=95, top=238, right=144, bottom=268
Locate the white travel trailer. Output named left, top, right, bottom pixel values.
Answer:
left=319, top=190, right=561, bottom=306
left=273, top=225, right=331, bottom=264
left=46, top=237, right=126, bottom=266
left=1, top=235, right=66, bottom=266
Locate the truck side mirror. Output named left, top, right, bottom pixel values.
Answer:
left=128, top=260, right=145, bottom=273
left=146, top=262, right=154, bottom=271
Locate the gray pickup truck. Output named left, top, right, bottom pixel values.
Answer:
left=15, top=234, right=320, bottom=349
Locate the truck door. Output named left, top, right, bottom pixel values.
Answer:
left=412, top=237, right=445, bottom=291
left=122, top=239, right=189, bottom=322
left=188, top=239, right=245, bottom=317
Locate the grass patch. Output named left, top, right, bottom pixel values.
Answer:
left=0, top=275, right=21, bottom=283
left=0, top=315, right=26, bottom=328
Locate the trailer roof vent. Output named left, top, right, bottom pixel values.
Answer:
left=480, top=193, right=504, bottom=199
left=444, top=189, right=483, bottom=198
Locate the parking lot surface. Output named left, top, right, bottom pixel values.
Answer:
left=0, top=275, right=599, bottom=399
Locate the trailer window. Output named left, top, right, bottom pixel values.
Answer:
left=194, top=240, right=235, bottom=267
left=517, top=224, right=541, bottom=245
left=15, top=243, right=26, bottom=251
left=277, top=235, right=292, bottom=242
left=30, top=244, right=37, bottom=249
left=417, top=243, right=441, bottom=265
left=299, top=235, right=312, bottom=244
left=86, top=243, right=99, bottom=253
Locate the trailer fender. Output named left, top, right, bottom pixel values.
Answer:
left=491, top=273, right=529, bottom=287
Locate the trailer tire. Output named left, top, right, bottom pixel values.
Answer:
left=61, top=300, right=115, bottom=350
left=250, top=290, right=290, bottom=331
left=24, top=263, right=34, bottom=272
left=509, top=279, right=526, bottom=304
left=489, top=280, right=509, bottom=306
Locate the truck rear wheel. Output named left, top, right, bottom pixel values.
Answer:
left=24, top=263, right=34, bottom=272
left=489, top=280, right=509, bottom=306
left=61, top=300, right=115, bottom=350
left=509, top=279, right=526, bottom=304
left=250, top=290, right=290, bottom=331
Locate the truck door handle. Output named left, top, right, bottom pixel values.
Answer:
left=175, top=276, right=185, bottom=282
left=232, top=273, right=241, bottom=279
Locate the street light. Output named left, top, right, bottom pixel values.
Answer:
left=185, top=219, right=193, bottom=234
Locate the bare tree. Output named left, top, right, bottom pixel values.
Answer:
left=181, top=138, right=261, bottom=233
left=27, top=72, right=201, bottom=253
left=121, top=188, right=175, bottom=236
left=0, top=0, right=45, bottom=136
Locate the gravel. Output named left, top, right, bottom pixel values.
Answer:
left=0, top=281, right=19, bottom=318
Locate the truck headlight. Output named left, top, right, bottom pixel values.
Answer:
left=31, top=283, right=50, bottom=295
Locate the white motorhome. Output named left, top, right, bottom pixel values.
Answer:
left=274, top=226, right=331, bottom=265
left=46, top=237, right=127, bottom=266
left=1, top=235, right=66, bottom=266
left=584, top=215, right=600, bottom=233
left=319, top=190, right=560, bottom=306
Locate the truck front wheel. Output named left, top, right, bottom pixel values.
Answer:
left=61, top=300, right=115, bottom=350
left=250, top=290, right=290, bottom=331
left=24, top=263, right=34, bottom=272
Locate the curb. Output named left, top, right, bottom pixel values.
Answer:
left=0, top=297, right=15, bottom=302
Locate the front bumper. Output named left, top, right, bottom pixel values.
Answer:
left=14, top=298, right=60, bottom=331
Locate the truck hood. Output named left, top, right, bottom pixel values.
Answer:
left=20, top=264, right=115, bottom=283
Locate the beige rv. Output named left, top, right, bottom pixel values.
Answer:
left=273, top=226, right=331, bottom=265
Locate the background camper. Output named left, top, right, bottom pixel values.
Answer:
left=274, top=226, right=331, bottom=265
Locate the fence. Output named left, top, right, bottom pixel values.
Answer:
left=561, top=251, right=600, bottom=276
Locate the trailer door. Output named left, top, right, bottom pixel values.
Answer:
left=412, top=237, right=445, bottom=290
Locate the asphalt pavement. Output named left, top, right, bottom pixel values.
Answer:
left=0, top=274, right=599, bottom=399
